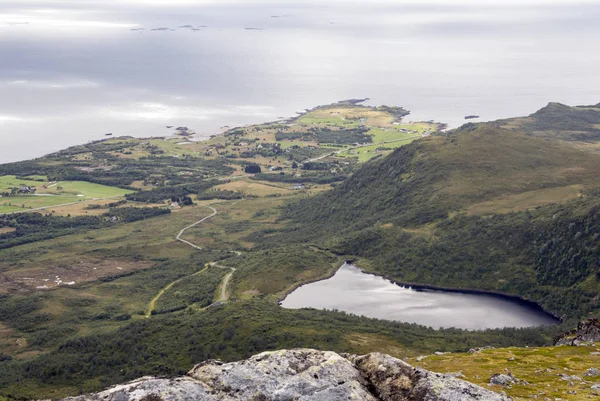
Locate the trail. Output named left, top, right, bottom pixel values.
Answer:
left=209, top=262, right=237, bottom=302
left=146, top=204, right=239, bottom=317
left=175, top=205, right=218, bottom=250
left=145, top=265, right=209, bottom=317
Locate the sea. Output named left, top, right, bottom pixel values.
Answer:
left=1, top=0, right=599, bottom=163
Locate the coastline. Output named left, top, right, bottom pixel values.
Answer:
left=1, top=98, right=448, bottom=166
left=279, top=261, right=562, bottom=324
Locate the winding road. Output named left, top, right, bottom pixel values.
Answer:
left=146, top=204, right=238, bottom=317
left=210, top=262, right=237, bottom=302
left=175, top=205, right=218, bottom=250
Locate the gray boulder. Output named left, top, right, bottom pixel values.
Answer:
left=188, top=349, right=376, bottom=401
left=349, top=352, right=510, bottom=401
left=64, top=349, right=512, bottom=401
left=584, top=367, right=600, bottom=377
left=489, top=374, right=515, bottom=386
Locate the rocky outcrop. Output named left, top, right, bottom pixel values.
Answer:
left=64, top=349, right=511, bottom=401
left=555, top=318, right=600, bottom=346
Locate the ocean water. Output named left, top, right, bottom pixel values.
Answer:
left=1, top=0, right=599, bottom=163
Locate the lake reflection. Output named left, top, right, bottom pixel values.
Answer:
left=281, top=264, right=559, bottom=330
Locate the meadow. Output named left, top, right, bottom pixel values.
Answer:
left=0, top=176, right=132, bottom=214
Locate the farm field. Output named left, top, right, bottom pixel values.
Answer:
left=0, top=176, right=133, bottom=214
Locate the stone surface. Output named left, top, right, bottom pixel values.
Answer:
left=64, top=349, right=512, bottom=401
left=489, top=374, right=515, bottom=386
left=555, top=319, right=600, bottom=346
left=188, top=349, right=376, bottom=401
left=63, top=377, right=212, bottom=401
left=584, top=367, right=600, bottom=377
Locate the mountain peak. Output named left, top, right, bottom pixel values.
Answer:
left=529, top=102, right=571, bottom=117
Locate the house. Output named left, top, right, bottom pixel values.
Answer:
left=18, top=185, right=35, bottom=194
left=291, top=184, right=305, bottom=190
left=170, top=202, right=181, bottom=209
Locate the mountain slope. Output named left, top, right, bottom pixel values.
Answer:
left=497, top=102, right=600, bottom=148
left=285, top=123, right=600, bottom=234
left=278, top=107, right=600, bottom=319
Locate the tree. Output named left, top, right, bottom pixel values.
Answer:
left=244, top=164, right=262, bottom=174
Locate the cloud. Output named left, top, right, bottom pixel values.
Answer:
left=0, top=115, right=27, bottom=123
left=0, top=9, right=138, bottom=30
left=3, top=79, right=101, bottom=89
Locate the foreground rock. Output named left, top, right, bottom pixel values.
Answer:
left=64, top=349, right=510, bottom=401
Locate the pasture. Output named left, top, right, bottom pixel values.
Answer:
left=0, top=176, right=133, bottom=214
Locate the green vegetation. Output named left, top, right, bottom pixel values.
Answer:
left=0, top=300, right=557, bottom=400
left=0, top=207, right=170, bottom=250
left=279, top=123, right=600, bottom=319
left=411, top=343, right=600, bottom=401
left=0, top=176, right=133, bottom=214
left=152, top=264, right=225, bottom=314
left=497, top=101, right=600, bottom=145
left=1, top=101, right=599, bottom=400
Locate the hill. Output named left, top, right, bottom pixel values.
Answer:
left=279, top=110, right=600, bottom=319
left=496, top=102, right=600, bottom=151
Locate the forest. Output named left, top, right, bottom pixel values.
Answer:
left=0, top=207, right=170, bottom=249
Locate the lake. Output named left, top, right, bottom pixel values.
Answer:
left=281, top=264, right=559, bottom=330
left=1, top=0, right=600, bottom=163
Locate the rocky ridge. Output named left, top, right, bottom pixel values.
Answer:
left=64, top=349, right=510, bottom=401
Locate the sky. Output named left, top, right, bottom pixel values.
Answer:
left=1, top=0, right=599, bottom=162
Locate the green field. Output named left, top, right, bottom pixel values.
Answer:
left=296, top=115, right=362, bottom=127
left=338, top=137, right=419, bottom=162
left=0, top=176, right=133, bottom=214
left=368, top=127, right=421, bottom=143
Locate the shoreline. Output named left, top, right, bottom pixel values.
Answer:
left=2, top=98, right=448, bottom=166
left=279, top=261, right=562, bottom=325
left=276, top=262, right=341, bottom=304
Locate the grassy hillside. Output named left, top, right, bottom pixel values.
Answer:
left=285, top=124, right=600, bottom=233
left=0, top=300, right=556, bottom=399
left=279, top=123, right=600, bottom=319
left=497, top=102, right=600, bottom=150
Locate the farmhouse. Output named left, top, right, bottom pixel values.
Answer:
left=18, top=185, right=36, bottom=193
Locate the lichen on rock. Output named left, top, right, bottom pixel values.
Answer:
left=63, top=349, right=512, bottom=401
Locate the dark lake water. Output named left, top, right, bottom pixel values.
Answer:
left=281, top=264, right=559, bottom=330
left=1, top=1, right=600, bottom=163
